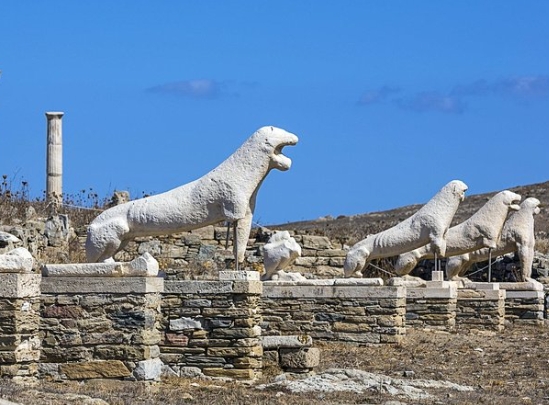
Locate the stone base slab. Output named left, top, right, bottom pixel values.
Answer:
left=42, top=253, right=159, bottom=277
left=407, top=285, right=458, bottom=300
left=0, top=273, right=41, bottom=298
left=41, top=277, right=164, bottom=294
left=263, top=284, right=402, bottom=299
left=263, top=278, right=384, bottom=287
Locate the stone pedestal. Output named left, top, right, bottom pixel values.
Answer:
left=161, top=271, right=263, bottom=380
left=0, top=273, right=42, bottom=382
left=498, top=281, right=545, bottom=325
left=456, top=283, right=505, bottom=331
left=40, top=277, right=164, bottom=381
left=405, top=282, right=458, bottom=330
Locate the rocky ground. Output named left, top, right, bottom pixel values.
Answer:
left=1, top=323, right=548, bottom=405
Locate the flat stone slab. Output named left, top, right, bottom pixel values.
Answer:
left=164, top=280, right=234, bottom=294
left=504, top=290, right=544, bottom=299
left=497, top=281, right=543, bottom=291
left=262, top=335, right=313, bottom=349
left=458, top=288, right=505, bottom=300
left=426, top=280, right=457, bottom=289
left=388, top=276, right=427, bottom=288
left=41, top=277, right=164, bottom=294
left=262, top=284, right=405, bottom=299
left=461, top=282, right=500, bottom=290
left=407, top=285, right=458, bottom=299
left=42, top=253, right=159, bottom=277
left=334, top=278, right=384, bottom=286
left=263, top=278, right=383, bottom=287
left=219, top=270, right=260, bottom=281
left=60, top=360, right=131, bottom=379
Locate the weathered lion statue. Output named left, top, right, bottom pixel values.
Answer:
left=262, top=231, right=302, bottom=280
left=393, top=190, right=522, bottom=275
left=86, top=126, right=298, bottom=263
left=343, top=180, right=468, bottom=277
left=445, top=197, right=540, bottom=282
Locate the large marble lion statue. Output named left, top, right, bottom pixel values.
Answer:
left=343, top=180, right=468, bottom=277
left=86, top=126, right=298, bottom=263
left=446, top=197, right=540, bottom=282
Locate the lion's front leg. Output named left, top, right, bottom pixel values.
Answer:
left=234, top=209, right=254, bottom=265
left=517, top=243, right=535, bottom=281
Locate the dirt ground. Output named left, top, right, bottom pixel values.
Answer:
left=1, top=323, right=549, bottom=405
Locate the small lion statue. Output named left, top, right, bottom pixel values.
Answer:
left=86, top=126, right=298, bottom=263
left=344, top=180, right=468, bottom=277
left=262, top=231, right=303, bottom=281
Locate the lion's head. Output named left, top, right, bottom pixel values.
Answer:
left=499, top=190, right=522, bottom=212
left=254, top=126, right=299, bottom=171
left=446, top=180, right=468, bottom=202
left=343, top=246, right=368, bottom=277
left=522, top=197, right=541, bottom=215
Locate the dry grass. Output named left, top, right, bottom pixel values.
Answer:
left=1, top=325, right=549, bottom=404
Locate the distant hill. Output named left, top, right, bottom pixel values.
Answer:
left=271, top=180, right=549, bottom=246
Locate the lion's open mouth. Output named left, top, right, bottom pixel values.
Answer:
left=273, top=136, right=298, bottom=170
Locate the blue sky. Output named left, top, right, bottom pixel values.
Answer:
left=1, top=2, right=548, bottom=225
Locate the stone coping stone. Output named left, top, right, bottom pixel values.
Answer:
left=407, top=285, right=458, bottom=299
left=0, top=273, right=41, bottom=298
left=426, top=280, right=457, bottom=289
left=458, top=288, right=505, bottom=300
left=461, top=282, right=500, bottom=291
left=504, top=290, right=544, bottom=299
left=263, top=278, right=383, bottom=287
left=164, top=280, right=234, bottom=294
left=262, top=285, right=404, bottom=299
left=262, top=335, right=313, bottom=349
left=42, top=253, right=159, bottom=277
left=388, top=276, right=427, bottom=288
left=41, top=277, right=164, bottom=294
left=219, top=270, right=260, bottom=281
left=497, top=281, right=544, bottom=291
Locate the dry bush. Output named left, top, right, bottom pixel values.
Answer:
left=535, top=237, right=549, bottom=255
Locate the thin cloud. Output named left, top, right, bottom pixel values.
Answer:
left=495, top=75, right=549, bottom=98
left=396, top=92, right=466, bottom=114
left=357, top=86, right=401, bottom=105
left=452, top=75, right=549, bottom=99
left=147, top=79, right=224, bottom=99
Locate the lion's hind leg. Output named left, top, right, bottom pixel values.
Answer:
left=85, top=218, right=129, bottom=263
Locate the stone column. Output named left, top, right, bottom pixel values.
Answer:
left=45, top=112, right=64, bottom=210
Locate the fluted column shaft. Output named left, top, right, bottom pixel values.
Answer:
left=46, top=112, right=64, bottom=209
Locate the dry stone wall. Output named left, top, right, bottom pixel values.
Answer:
left=160, top=272, right=264, bottom=380
left=39, top=277, right=164, bottom=381
left=261, top=280, right=406, bottom=344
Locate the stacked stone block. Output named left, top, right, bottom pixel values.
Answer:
left=262, top=335, right=320, bottom=373
left=261, top=280, right=406, bottom=344
left=160, top=271, right=263, bottom=380
left=40, top=277, right=164, bottom=380
left=456, top=283, right=505, bottom=331
left=498, top=281, right=545, bottom=324
left=0, top=273, right=41, bottom=382
left=404, top=276, right=458, bottom=330
left=291, top=235, right=346, bottom=278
